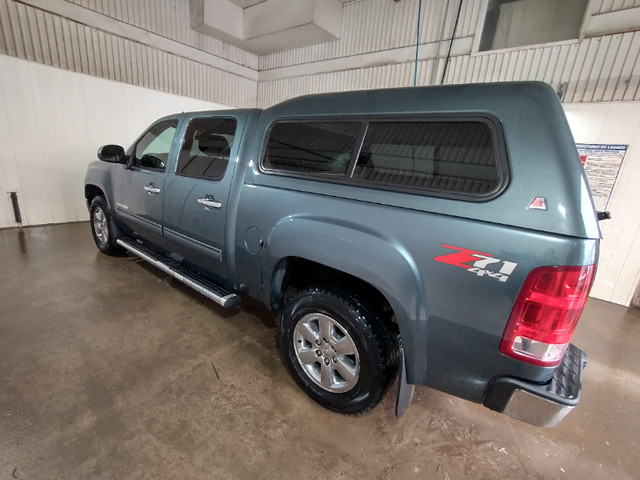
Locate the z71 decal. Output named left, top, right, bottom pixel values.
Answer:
left=434, top=244, right=517, bottom=283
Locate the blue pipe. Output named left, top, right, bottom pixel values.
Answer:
left=414, top=0, right=422, bottom=86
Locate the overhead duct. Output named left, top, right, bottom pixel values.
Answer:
left=191, top=0, right=342, bottom=54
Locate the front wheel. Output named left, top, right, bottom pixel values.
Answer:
left=89, top=196, right=123, bottom=255
left=279, top=286, right=398, bottom=415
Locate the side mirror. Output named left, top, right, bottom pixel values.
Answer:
left=97, top=144, right=126, bottom=163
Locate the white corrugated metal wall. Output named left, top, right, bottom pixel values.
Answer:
left=2, top=0, right=639, bottom=107
left=593, top=0, right=640, bottom=14
left=0, top=0, right=258, bottom=107
left=258, top=0, right=640, bottom=107
left=259, top=0, right=482, bottom=69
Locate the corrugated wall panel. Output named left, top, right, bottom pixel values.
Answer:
left=3, top=0, right=639, bottom=108
left=460, top=0, right=482, bottom=39
left=259, top=27, right=640, bottom=107
left=605, top=32, right=631, bottom=101
left=582, top=37, right=609, bottom=102
left=230, top=0, right=268, bottom=8
left=593, top=34, right=621, bottom=101
left=63, top=0, right=258, bottom=69
left=260, top=0, right=418, bottom=70
left=575, top=34, right=638, bottom=102
left=593, top=0, right=640, bottom=13
left=622, top=32, right=640, bottom=101
left=258, top=0, right=640, bottom=106
left=258, top=61, right=417, bottom=107
left=260, top=0, right=485, bottom=71
left=0, top=0, right=257, bottom=107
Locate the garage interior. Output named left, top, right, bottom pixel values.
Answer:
left=1, top=0, right=640, bottom=479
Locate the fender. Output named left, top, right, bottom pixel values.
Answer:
left=263, top=214, right=429, bottom=384
left=84, top=160, right=117, bottom=209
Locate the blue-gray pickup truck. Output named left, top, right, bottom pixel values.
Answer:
left=85, top=81, right=600, bottom=427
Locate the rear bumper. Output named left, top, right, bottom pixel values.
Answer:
left=483, top=344, right=587, bottom=427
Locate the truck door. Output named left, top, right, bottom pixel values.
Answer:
left=114, top=119, right=180, bottom=249
left=162, top=115, right=241, bottom=283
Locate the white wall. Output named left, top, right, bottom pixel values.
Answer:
left=564, top=102, right=640, bottom=306
left=0, top=54, right=227, bottom=228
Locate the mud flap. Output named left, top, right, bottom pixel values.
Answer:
left=395, top=347, right=415, bottom=418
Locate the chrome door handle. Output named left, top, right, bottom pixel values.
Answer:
left=197, top=195, right=222, bottom=209
left=144, top=184, right=161, bottom=194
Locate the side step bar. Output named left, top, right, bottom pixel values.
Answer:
left=117, top=238, right=240, bottom=308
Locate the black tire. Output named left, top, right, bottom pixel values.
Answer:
left=89, top=196, right=123, bottom=255
left=279, top=286, right=398, bottom=415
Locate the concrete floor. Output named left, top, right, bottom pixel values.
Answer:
left=0, top=223, right=638, bottom=480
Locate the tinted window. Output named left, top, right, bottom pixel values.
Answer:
left=177, top=117, right=237, bottom=180
left=354, top=121, right=500, bottom=195
left=133, top=120, right=178, bottom=170
left=264, top=122, right=361, bottom=175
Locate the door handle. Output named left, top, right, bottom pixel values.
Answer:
left=144, top=184, right=161, bottom=194
left=197, top=195, right=222, bottom=209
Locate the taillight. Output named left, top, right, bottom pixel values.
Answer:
left=500, top=265, right=596, bottom=366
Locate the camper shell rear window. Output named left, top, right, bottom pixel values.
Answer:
left=261, top=116, right=508, bottom=200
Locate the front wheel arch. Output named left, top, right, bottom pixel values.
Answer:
left=84, top=184, right=105, bottom=206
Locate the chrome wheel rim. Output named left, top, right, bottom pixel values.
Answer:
left=293, top=313, right=360, bottom=393
left=92, top=207, right=109, bottom=246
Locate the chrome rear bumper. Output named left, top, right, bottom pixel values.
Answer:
left=483, top=344, right=586, bottom=428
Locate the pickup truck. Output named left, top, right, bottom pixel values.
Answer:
left=84, top=81, right=600, bottom=427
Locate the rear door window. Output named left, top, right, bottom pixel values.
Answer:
left=177, top=117, right=237, bottom=180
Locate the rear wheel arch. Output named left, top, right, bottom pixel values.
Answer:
left=261, top=217, right=427, bottom=385
left=269, top=257, right=395, bottom=323
left=263, top=217, right=426, bottom=321
left=266, top=244, right=426, bottom=386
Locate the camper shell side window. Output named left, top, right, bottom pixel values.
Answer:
left=261, top=116, right=508, bottom=200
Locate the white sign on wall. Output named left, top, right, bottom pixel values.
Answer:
left=576, top=143, right=627, bottom=211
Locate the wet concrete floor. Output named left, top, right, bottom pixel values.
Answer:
left=0, top=223, right=638, bottom=479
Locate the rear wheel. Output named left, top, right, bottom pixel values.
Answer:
left=279, top=286, right=398, bottom=415
left=89, top=196, right=123, bottom=255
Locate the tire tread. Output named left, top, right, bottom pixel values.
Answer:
left=279, top=285, right=399, bottom=415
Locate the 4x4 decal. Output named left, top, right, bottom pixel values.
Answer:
left=434, top=244, right=517, bottom=283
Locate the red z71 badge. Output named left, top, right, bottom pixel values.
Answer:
left=434, top=244, right=517, bottom=283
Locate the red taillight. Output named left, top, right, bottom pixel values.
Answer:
left=500, top=265, right=596, bottom=366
